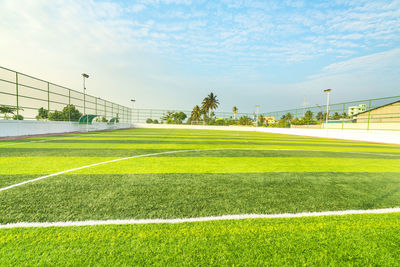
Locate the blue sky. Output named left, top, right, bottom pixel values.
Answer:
left=1, top=0, right=399, bottom=113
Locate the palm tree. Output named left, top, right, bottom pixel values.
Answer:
left=202, top=92, right=219, bottom=119
left=191, top=105, right=201, bottom=123
left=232, top=106, right=238, bottom=120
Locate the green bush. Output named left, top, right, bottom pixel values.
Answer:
left=48, top=105, right=82, bottom=121
left=146, top=118, right=153, bottom=124
left=215, top=118, right=225, bottom=125
left=36, top=107, right=49, bottom=120
left=12, top=114, right=24, bottom=120
left=238, top=116, right=253, bottom=126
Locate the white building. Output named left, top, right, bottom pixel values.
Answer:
left=348, top=104, right=366, bottom=117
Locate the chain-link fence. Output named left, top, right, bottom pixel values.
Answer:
left=0, top=66, right=131, bottom=123
left=263, top=95, right=400, bottom=130
left=1, top=65, right=399, bottom=130
left=131, top=108, right=254, bottom=124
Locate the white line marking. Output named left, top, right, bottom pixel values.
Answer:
left=1, top=148, right=400, bottom=193
left=1, top=207, right=399, bottom=228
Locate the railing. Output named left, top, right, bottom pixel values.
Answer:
left=0, top=66, right=131, bottom=123
left=1, top=65, right=398, bottom=131
left=131, top=95, right=400, bottom=131
left=263, top=95, right=400, bottom=131
left=131, top=108, right=254, bottom=124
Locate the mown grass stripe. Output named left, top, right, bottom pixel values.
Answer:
left=1, top=148, right=400, bottom=190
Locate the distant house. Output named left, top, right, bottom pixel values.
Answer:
left=348, top=104, right=366, bottom=117
left=265, top=116, right=275, bottom=124
left=355, top=100, right=400, bottom=123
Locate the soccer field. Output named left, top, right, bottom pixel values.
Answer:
left=1, top=128, right=400, bottom=265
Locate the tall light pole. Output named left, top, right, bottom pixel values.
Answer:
left=82, top=73, right=89, bottom=131
left=130, top=99, right=135, bottom=124
left=323, top=89, right=332, bottom=127
left=82, top=73, right=89, bottom=116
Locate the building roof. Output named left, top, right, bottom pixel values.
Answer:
left=356, top=100, right=400, bottom=116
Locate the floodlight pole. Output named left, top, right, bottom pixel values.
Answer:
left=82, top=73, right=89, bottom=131
left=131, top=99, right=136, bottom=124
left=323, top=89, right=332, bottom=128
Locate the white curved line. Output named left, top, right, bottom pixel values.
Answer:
left=1, top=207, right=399, bottom=228
left=1, top=148, right=399, bottom=193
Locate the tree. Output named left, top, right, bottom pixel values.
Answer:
left=191, top=105, right=202, bottom=123
left=238, top=115, right=252, bottom=125
left=36, top=107, right=49, bottom=120
left=201, top=92, right=219, bottom=119
left=317, top=111, right=324, bottom=122
left=162, top=111, right=187, bottom=124
left=332, top=112, right=341, bottom=120
left=48, top=110, right=64, bottom=121
left=258, top=114, right=265, bottom=126
left=62, top=104, right=82, bottom=121
left=48, top=104, right=82, bottom=121
left=0, top=105, right=17, bottom=119
left=232, top=106, right=238, bottom=120
left=304, top=110, right=313, bottom=122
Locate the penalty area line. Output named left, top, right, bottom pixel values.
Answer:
left=0, top=207, right=399, bottom=228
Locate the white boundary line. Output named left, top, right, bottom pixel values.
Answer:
left=1, top=148, right=400, bottom=193
left=1, top=207, right=399, bottom=228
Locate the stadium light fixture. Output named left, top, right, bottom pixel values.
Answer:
left=323, top=89, right=332, bottom=127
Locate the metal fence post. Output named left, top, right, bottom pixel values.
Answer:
left=367, top=99, right=372, bottom=130
left=15, top=72, right=19, bottom=118
left=342, top=103, right=345, bottom=130
left=68, top=89, right=71, bottom=121
left=47, top=82, right=50, bottom=113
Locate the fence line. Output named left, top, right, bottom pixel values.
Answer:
left=1, top=65, right=399, bottom=131
left=262, top=95, right=400, bottom=131
left=0, top=66, right=131, bottom=123
left=131, top=95, right=400, bottom=131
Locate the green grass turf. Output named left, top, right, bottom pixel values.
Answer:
left=1, top=172, right=399, bottom=223
left=1, top=128, right=400, bottom=264
left=1, top=213, right=399, bottom=266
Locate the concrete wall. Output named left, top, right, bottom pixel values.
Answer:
left=132, top=123, right=400, bottom=145
left=1, top=121, right=399, bottom=145
left=322, top=122, right=400, bottom=130
left=0, top=120, right=132, bottom=137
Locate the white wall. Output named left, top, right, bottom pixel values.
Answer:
left=322, top=122, right=400, bottom=131
left=0, top=121, right=132, bottom=137
left=2, top=121, right=399, bottom=145
left=132, top=123, right=400, bottom=145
